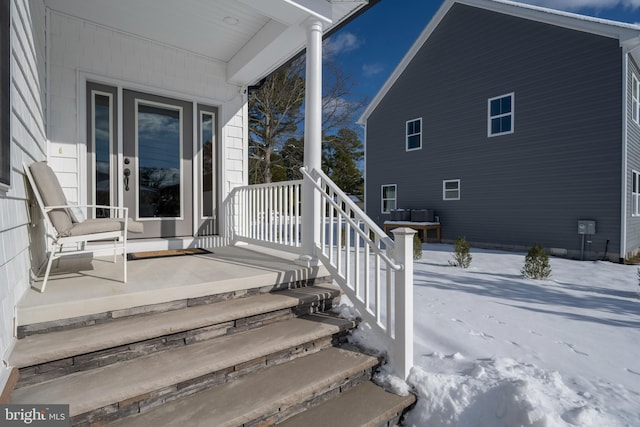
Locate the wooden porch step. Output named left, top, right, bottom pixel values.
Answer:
left=10, top=284, right=340, bottom=387
left=109, top=347, right=383, bottom=427
left=278, top=380, right=416, bottom=427
left=11, top=314, right=356, bottom=425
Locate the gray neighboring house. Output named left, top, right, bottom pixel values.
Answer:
left=359, top=0, right=640, bottom=262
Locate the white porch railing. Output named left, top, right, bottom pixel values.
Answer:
left=229, top=180, right=303, bottom=251
left=229, top=169, right=414, bottom=379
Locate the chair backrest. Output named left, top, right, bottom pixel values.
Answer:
left=24, top=161, right=74, bottom=237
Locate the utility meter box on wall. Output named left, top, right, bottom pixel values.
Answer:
left=578, top=220, right=596, bottom=235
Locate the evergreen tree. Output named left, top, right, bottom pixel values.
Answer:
left=271, top=137, right=304, bottom=182
left=413, top=233, right=423, bottom=260
left=522, top=244, right=552, bottom=279
left=449, top=236, right=472, bottom=268
left=322, top=128, right=364, bottom=197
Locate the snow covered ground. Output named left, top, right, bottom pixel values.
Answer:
left=343, top=244, right=640, bottom=427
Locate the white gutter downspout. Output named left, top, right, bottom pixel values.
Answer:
left=621, top=39, right=640, bottom=262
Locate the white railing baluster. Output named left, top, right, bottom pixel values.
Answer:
left=386, top=263, right=393, bottom=336
left=345, top=208, right=351, bottom=284
left=320, top=182, right=324, bottom=250
left=354, top=228, right=361, bottom=296
left=364, top=229, right=370, bottom=309
left=375, top=247, right=381, bottom=326
left=328, top=189, right=335, bottom=264
left=278, top=185, right=281, bottom=243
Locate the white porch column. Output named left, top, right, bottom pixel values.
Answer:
left=298, top=18, right=323, bottom=266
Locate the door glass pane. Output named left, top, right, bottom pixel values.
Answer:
left=137, top=103, right=181, bottom=218
left=202, top=112, right=214, bottom=217
left=94, top=94, right=111, bottom=218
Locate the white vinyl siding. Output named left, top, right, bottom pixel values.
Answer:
left=2, top=0, right=47, bottom=395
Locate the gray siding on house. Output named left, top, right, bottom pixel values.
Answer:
left=626, top=58, right=640, bottom=256
left=365, top=3, right=623, bottom=259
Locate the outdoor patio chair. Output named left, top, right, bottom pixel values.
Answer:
left=23, top=161, right=143, bottom=292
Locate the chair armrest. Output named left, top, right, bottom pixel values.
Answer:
left=44, top=205, right=129, bottom=220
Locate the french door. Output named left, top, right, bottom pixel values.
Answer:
left=87, top=83, right=218, bottom=240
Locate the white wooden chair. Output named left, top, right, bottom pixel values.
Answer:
left=23, top=161, right=143, bottom=292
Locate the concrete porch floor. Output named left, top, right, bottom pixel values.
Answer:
left=18, top=244, right=329, bottom=326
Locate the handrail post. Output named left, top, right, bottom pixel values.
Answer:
left=391, top=227, right=416, bottom=380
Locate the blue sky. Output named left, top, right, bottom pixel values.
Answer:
left=326, top=0, right=640, bottom=121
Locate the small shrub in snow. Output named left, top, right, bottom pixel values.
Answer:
left=450, top=236, right=472, bottom=268
left=522, top=244, right=552, bottom=279
left=413, top=233, right=423, bottom=260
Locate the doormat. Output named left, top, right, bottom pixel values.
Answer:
left=127, top=248, right=212, bottom=261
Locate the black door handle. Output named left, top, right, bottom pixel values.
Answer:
left=124, top=168, right=131, bottom=191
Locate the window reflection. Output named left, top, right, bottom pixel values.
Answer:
left=137, top=104, right=181, bottom=218
left=94, top=94, right=111, bottom=218
left=202, top=113, right=214, bottom=217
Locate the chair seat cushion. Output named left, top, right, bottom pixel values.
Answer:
left=127, top=219, right=144, bottom=234
left=68, top=218, right=144, bottom=236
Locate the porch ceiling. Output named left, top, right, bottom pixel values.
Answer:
left=44, top=0, right=368, bottom=86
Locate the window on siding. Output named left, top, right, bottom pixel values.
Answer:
left=488, top=93, right=514, bottom=137
left=406, top=118, right=422, bottom=151
left=633, top=171, right=640, bottom=217
left=0, top=0, right=10, bottom=188
left=443, top=179, right=460, bottom=200
left=381, top=184, right=397, bottom=213
left=633, top=75, right=640, bottom=125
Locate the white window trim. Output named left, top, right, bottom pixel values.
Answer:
left=633, top=170, right=640, bottom=217
left=443, top=179, right=460, bottom=201
left=488, top=92, right=514, bottom=137
left=381, top=184, right=397, bottom=214
left=406, top=117, right=422, bottom=151
left=632, top=75, right=640, bottom=125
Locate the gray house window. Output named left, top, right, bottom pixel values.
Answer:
left=488, top=93, right=514, bottom=137
left=406, top=118, right=422, bottom=151
left=633, top=171, right=640, bottom=217
left=633, top=75, right=640, bottom=125
left=381, top=184, right=397, bottom=213
left=0, top=0, right=10, bottom=188
left=443, top=179, right=460, bottom=200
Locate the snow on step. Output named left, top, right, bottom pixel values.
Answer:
left=11, top=314, right=354, bottom=417
left=110, top=347, right=379, bottom=427
left=9, top=284, right=339, bottom=368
